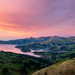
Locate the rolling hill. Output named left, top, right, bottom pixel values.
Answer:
left=33, top=58, right=75, bottom=75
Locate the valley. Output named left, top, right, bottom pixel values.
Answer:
left=0, top=36, right=75, bottom=75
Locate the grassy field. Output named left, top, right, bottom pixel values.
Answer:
left=0, top=51, right=53, bottom=75
left=33, top=58, right=75, bottom=75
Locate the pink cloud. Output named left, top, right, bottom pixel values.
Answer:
left=0, top=0, right=75, bottom=40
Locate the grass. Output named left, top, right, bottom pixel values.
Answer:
left=33, top=58, right=75, bottom=75
left=0, top=51, right=50, bottom=75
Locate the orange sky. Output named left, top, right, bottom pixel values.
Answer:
left=0, top=0, right=75, bottom=40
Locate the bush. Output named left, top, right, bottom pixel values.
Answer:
left=2, top=68, right=9, bottom=74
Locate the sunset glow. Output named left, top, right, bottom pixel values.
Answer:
left=0, top=0, right=75, bottom=40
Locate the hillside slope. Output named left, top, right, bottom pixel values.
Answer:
left=33, top=58, right=75, bottom=75
left=0, top=51, right=53, bottom=75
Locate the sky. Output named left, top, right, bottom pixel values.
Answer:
left=0, top=0, right=75, bottom=40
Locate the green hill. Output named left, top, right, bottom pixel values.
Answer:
left=33, top=58, right=75, bottom=75
left=0, top=51, right=53, bottom=75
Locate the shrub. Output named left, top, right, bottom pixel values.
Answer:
left=2, top=68, right=9, bottom=74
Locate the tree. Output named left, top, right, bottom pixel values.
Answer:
left=60, top=46, right=67, bottom=51
left=2, top=68, right=9, bottom=74
left=45, top=72, right=47, bottom=75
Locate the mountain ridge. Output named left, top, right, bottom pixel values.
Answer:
left=0, top=36, right=75, bottom=45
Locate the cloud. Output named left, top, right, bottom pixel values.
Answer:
left=0, top=22, right=38, bottom=32
left=0, top=0, right=75, bottom=40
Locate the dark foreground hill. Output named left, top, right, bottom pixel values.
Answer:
left=0, top=51, right=53, bottom=75
left=33, top=58, right=75, bottom=75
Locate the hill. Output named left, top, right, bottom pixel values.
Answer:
left=0, top=51, right=53, bottom=75
left=16, top=36, right=75, bottom=54
left=0, top=36, right=75, bottom=45
left=33, top=58, right=75, bottom=75
left=0, top=36, right=51, bottom=45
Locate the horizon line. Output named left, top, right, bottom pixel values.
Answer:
left=0, top=35, right=75, bottom=41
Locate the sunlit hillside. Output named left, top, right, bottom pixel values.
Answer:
left=33, top=58, right=75, bottom=75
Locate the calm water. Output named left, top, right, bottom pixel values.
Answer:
left=0, top=44, right=41, bottom=57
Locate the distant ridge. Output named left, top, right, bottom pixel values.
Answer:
left=0, top=36, right=75, bottom=45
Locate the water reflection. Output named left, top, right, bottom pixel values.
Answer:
left=0, top=44, right=41, bottom=57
